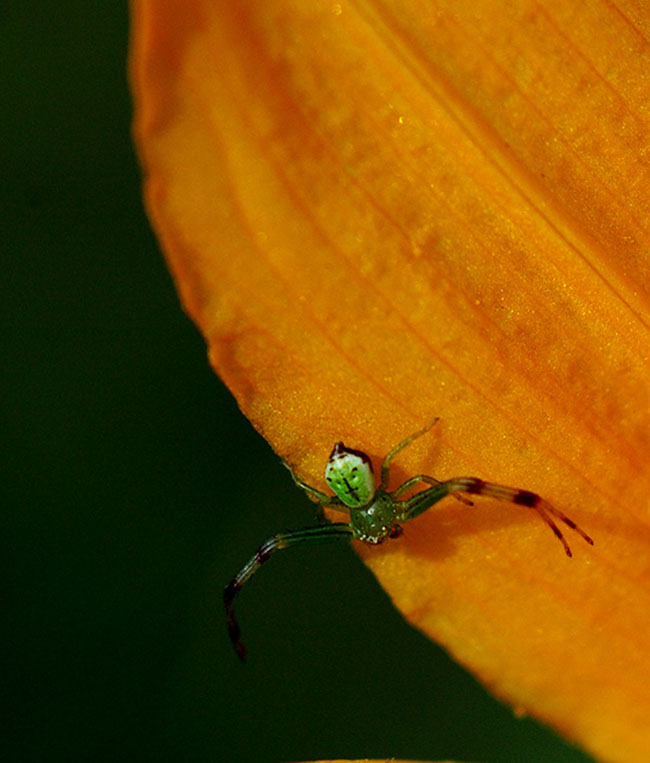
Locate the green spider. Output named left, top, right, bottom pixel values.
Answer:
left=224, top=418, right=593, bottom=659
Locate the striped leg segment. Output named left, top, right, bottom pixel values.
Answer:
left=398, top=477, right=593, bottom=557
left=446, top=478, right=593, bottom=557
left=224, top=523, right=354, bottom=660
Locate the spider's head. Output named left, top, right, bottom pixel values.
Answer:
left=324, top=442, right=376, bottom=508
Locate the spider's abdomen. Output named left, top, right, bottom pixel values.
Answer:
left=349, top=491, right=396, bottom=544
left=325, top=442, right=375, bottom=508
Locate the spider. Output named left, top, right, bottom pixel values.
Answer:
left=224, top=418, right=593, bottom=659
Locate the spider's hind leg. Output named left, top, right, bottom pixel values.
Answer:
left=282, top=459, right=346, bottom=513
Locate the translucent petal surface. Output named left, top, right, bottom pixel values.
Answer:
left=131, top=2, right=650, bottom=760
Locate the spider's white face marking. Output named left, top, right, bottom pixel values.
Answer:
left=324, top=442, right=375, bottom=508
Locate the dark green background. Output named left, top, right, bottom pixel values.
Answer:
left=3, top=4, right=593, bottom=762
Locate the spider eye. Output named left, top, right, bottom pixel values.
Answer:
left=324, top=442, right=375, bottom=508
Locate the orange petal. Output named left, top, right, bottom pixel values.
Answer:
left=131, top=2, right=650, bottom=760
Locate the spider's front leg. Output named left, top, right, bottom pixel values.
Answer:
left=396, top=477, right=593, bottom=557
left=224, top=523, right=354, bottom=660
left=392, top=474, right=474, bottom=506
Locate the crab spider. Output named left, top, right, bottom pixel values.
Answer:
left=224, top=418, right=593, bottom=659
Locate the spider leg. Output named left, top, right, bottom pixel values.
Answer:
left=224, top=523, right=354, bottom=660
left=282, top=460, right=347, bottom=513
left=445, top=478, right=593, bottom=556
left=392, top=474, right=473, bottom=506
left=380, top=417, right=440, bottom=489
left=397, top=477, right=593, bottom=557
left=314, top=502, right=331, bottom=525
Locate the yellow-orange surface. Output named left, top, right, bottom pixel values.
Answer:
left=131, top=2, right=650, bottom=761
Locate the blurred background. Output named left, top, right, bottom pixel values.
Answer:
left=3, top=4, right=593, bottom=761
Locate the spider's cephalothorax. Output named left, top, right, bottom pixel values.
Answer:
left=224, top=418, right=594, bottom=659
left=348, top=490, right=400, bottom=545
